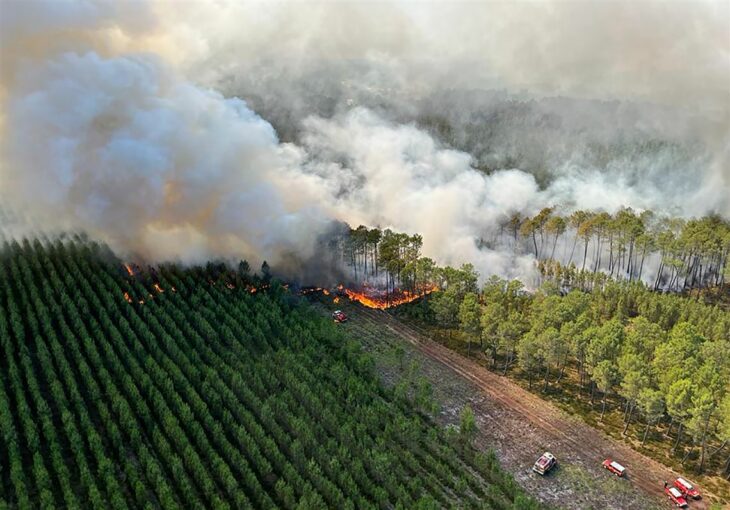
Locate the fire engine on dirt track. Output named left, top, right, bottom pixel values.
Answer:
left=602, top=458, right=626, bottom=477
left=332, top=310, right=348, bottom=323
left=664, top=484, right=688, bottom=508
left=532, top=452, right=557, bottom=475
left=673, top=477, right=701, bottom=499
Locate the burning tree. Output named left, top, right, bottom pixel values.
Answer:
left=340, top=226, right=435, bottom=295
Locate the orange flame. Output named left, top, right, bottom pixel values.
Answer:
left=124, top=264, right=134, bottom=276
left=344, top=284, right=437, bottom=309
left=171, top=286, right=177, bottom=292
left=123, top=292, right=133, bottom=304
left=153, top=283, right=164, bottom=293
left=333, top=296, right=340, bottom=303
left=300, top=287, right=330, bottom=295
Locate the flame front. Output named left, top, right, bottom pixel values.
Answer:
left=124, top=264, right=134, bottom=276
left=344, top=284, right=438, bottom=309
left=153, top=283, right=164, bottom=293
left=248, top=284, right=270, bottom=294
left=123, top=292, right=133, bottom=303
left=299, top=284, right=436, bottom=308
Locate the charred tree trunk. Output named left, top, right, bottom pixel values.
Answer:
left=627, top=240, right=634, bottom=280
left=638, top=247, right=647, bottom=281
left=654, top=258, right=665, bottom=290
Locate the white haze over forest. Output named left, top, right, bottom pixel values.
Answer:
left=0, top=0, right=728, bottom=282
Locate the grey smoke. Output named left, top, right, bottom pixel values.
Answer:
left=0, top=0, right=728, bottom=283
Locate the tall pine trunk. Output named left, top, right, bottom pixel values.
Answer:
left=642, top=421, right=652, bottom=445
left=568, top=234, right=578, bottom=266
left=623, top=403, right=634, bottom=435
left=698, top=409, right=714, bottom=473
left=672, top=422, right=683, bottom=453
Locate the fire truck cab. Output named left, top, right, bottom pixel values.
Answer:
left=532, top=452, right=557, bottom=475
left=602, top=459, right=626, bottom=477
left=674, top=477, right=701, bottom=499
left=665, top=485, right=688, bottom=508
left=332, top=310, right=348, bottom=323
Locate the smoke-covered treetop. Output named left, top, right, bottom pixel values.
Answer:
left=332, top=209, right=729, bottom=292
left=0, top=0, right=727, bottom=281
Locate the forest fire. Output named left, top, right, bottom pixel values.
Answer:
left=124, top=264, right=134, bottom=276
left=248, top=284, right=270, bottom=294
left=123, top=292, right=133, bottom=303
left=300, top=286, right=330, bottom=295
left=343, top=284, right=437, bottom=309
left=299, top=283, right=437, bottom=309
left=153, top=283, right=164, bottom=293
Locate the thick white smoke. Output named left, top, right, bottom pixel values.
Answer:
left=1, top=0, right=728, bottom=281
left=2, top=51, right=329, bottom=265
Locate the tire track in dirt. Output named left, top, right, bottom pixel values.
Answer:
left=354, top=307, right=714, bottom=509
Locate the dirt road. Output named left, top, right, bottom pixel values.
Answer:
left=347, top=306, right=719, bottom=510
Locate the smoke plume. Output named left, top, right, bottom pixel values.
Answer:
left=1, top=0, right=728, bottom=281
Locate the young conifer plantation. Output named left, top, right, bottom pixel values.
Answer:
left=0, top=237, right=539, bottom=510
